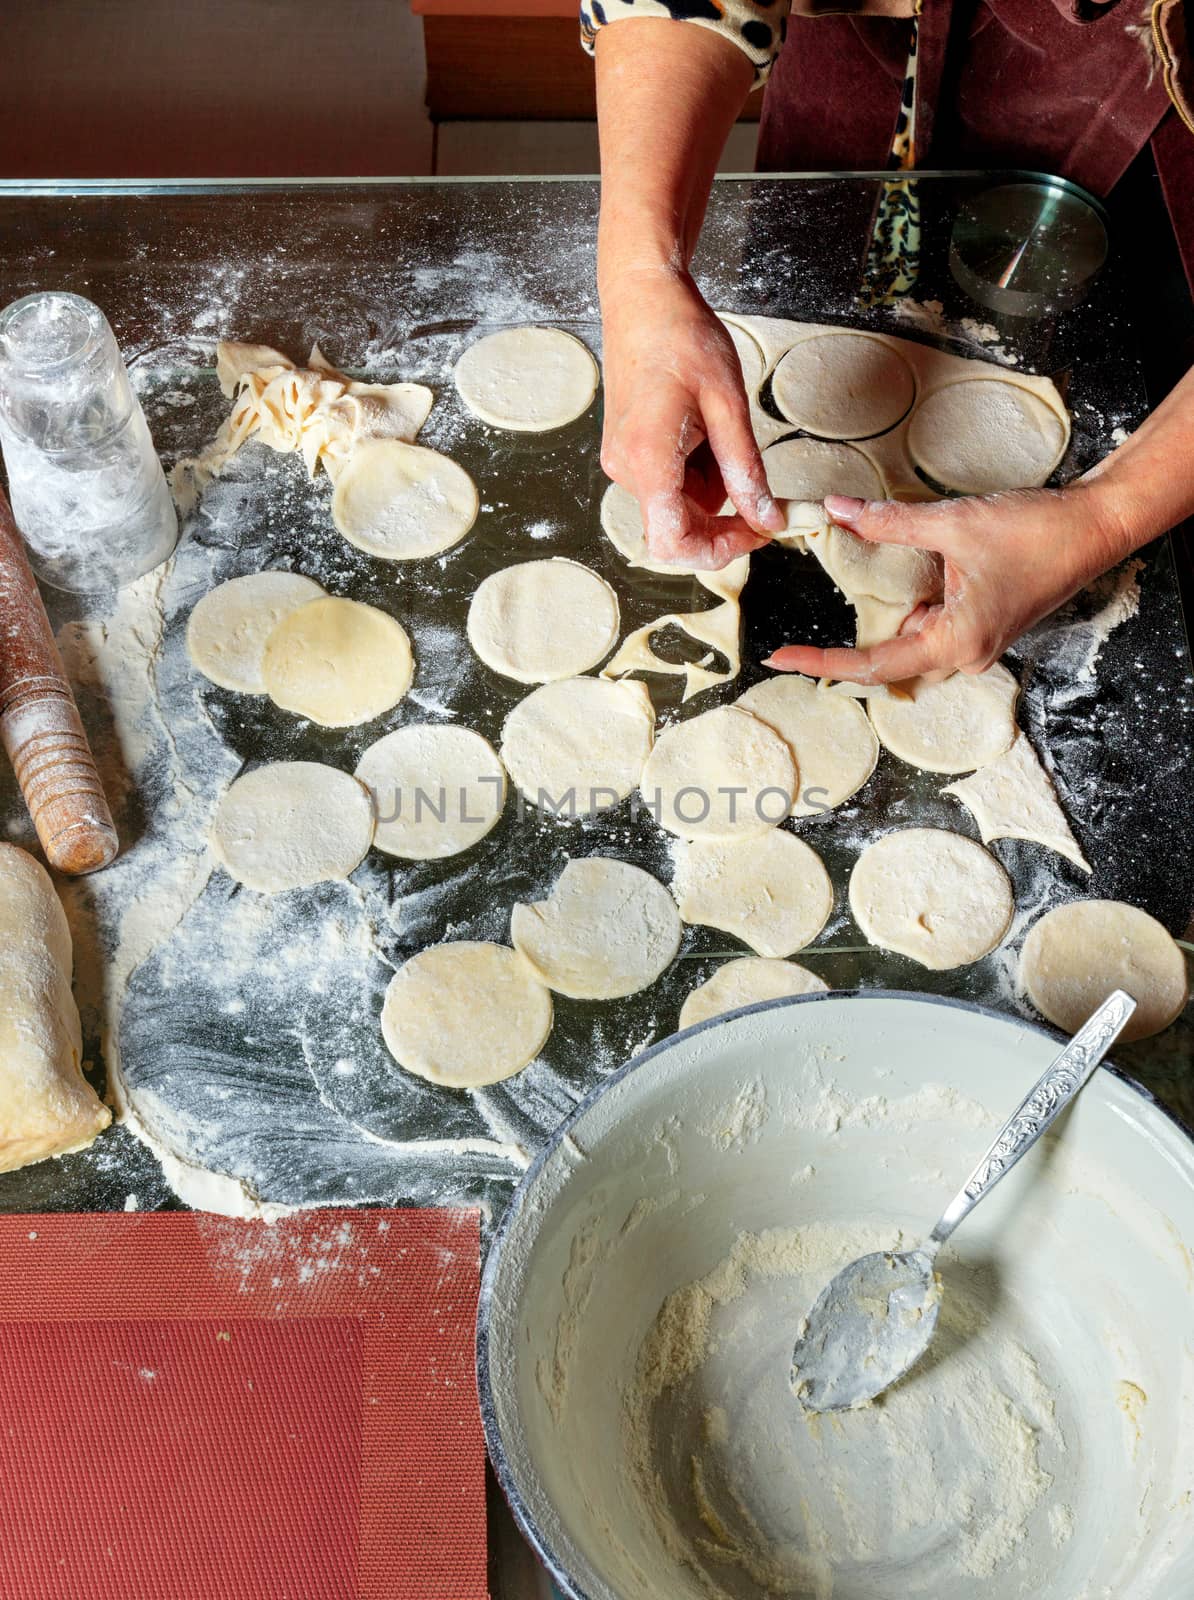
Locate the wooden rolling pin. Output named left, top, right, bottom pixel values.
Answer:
left=0, top=487, right=118, bottom=874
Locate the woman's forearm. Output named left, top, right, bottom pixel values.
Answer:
left=1083, top=364, right=1194, bottom=554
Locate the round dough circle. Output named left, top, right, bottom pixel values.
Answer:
left=640, top=705, right=797, bottom=840
left=679, top=956, right=828, bottom=1031
left=186, top=571, right=325, bottom=694
left=355, top=724, right=505, bottom=859
left=454, top=326, right=599, bottom=432
left=737, top=675, right=879, bottom=817
left=761, top=437, right=885, bottom=504
left=500, top=677, right=655, bottom=813
left=907, top=379, right=1068, bottom=493
left=771, top=333, right=916, bottom=439
left=467, top=558, right=620, bottom=683
left=672, top=831, right=833, bottom=957
left=849, top=827, right=1013, bottom=970
left=210, top=761, right=375, bottom=893
left=331, top=438, right=478, bottom=560
left=381, top=941, right=553, bottom=1087
left=868, top=663, right=1019, bottom=775
left=1020, top=900, right=1188, bottom=1043
left=599, top=481, right=705, bottom=577
left=511, top=858, right=682, bottom=1000
left=262, top=596, right=413, bottom=727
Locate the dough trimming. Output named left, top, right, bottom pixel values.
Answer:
left=943, top=733, right=1090, bottom=872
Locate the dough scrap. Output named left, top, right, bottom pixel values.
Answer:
left=804, top=518, right=942, bottom=610
left=907, top=379, right=1068, bottom=493
left=511, top=858, right=682, bottom=999
left=737, top=674, right=879, bottom=816
left=262, top=596, right=414, bottom=727
left=381, top=941, right=553, bottom=1087
left=468, top=558, right=620, bottom=683
left=186, top=570, right=325, bottom=694
left=943, top=733, right=1090, bottom=872
left=771, top=332, right=916, bottom=439
left=454, top=326, right=599, bottom=432
left=640, top=705, right=797, bottom=839
left=500, top=677, right=654, bottom=813
left=331, top=437, right=478, bottom=560
left=209, top=761, right=375, bottom=892
left=0, top=844, right=110, bottom=1174
left=868, top=662, right=1019, bottom=774
left=1020, top=900, right=1188, bottom=1043
left=672, top=831, right=833, bottom=956
left=678, top=956, right=828, bottom=1031
left=355, top=724, right=505, bottom=860
left=849, top=827, right=1014, bottom=970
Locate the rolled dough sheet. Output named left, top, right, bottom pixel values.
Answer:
left=331, top=438, right=478, bottom=560
left=468, top=558, right=620, bottom=683
left=1020, top=900, right=1188, bottom=1042
left=849, top=827, right=1014, bottom=969
left=453, top=326, right=599, bottom=432
left=672, top=831, right=833, bottom=957
left=209, top=761, right=375, bottom=893
left=943, top=733, right=1090, bottom=872
left=640, top=705, right=797, bottom=840
left=511, top=858, right=682, bottom=1000
left=678, top=956, right=828, bottom=1030
left=381, top=941, right=553, bottom=1087
left=500, top=677, right=655, bottom=813
left=737, top=674, right=879, bottom=816
left=185, top=570, right=325, bottom=694
left=355, top=724, right=506, bottom=860
left=262, top=595, right=414, bottom=727
left=868, top=663, right=1019, bottom=774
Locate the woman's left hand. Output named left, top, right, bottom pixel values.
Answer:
left=764, top=484, right=1133, bottom=684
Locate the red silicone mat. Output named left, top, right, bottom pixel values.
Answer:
left=0, top=1209, right=486, bottom=1600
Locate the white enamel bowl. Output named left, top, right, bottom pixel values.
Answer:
left=478, top=992, right=1194, bottom=1600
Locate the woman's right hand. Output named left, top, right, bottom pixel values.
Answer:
left=599, top=263, right=786, bottom=569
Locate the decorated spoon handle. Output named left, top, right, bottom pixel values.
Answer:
left=929, top=991, right=1136, bottom=1249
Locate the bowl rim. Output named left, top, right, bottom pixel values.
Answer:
left=476, top=986, right=1194, bottom=1600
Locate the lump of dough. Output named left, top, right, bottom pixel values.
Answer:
left=355, top=724, right=505, bottom=859
left=907, top=379, right=1068, bottom=493
left=185, top=570, right=325, bottom=694
left=331, top=438, right=478, bottom=560
left=738, top=674, right=879, bottom=816
left=1020, top=900, right=1188, bottom=1043
left=0, top=844, right=110, bottom=1174
left=640, top=704, right=797, bottom=839
left=679, top=956, right=828, bottom=1031
left=804, top=518, right=942, bottom=611
left=210, top=761, right=375, bottom=892
left=381, top=941, right=553, bottom=1087
left=868, top=663, right=1019, bottom=774
left=467, top=558, right=620, bottom=683
left=771, top=332, right=916, bottom=439
left=672, top=831, right=833, bottom=956
left=943, top=733, right=1090, bottom=872
left=849, top=827, right=1014, bottom=969
left=511, top=858, right=682, bottom=1000
left=500, top=677, right=654, bottom=814
left=262, top=595, right=413, bottom=727
left=454, top=326, right=599, bottom=431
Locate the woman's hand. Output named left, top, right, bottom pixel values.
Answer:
left=765, top=484, right=1133, bottom=683
left=600, top=264, right=785, bottom=568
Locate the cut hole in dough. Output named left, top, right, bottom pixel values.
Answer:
left=679, top=956, right=828, bottom=1031
left=511, top=857, right=682, bottom=999
left=500, top=677, right=655, bottom=813
left=771, top=332, right=916, bottom=439
left=672, top=831, right=833, bottom=956
left=186, top=571, right=325, bottom=694
left=454, top=326, right=599, bottom=432
left=210, top=761, right=375, bottom=892
left=468, top=558, right=620, bottom=683
left=907, top=379, right=1068, bottom=493
left=381, top=941, right=553, bottom=1087
left=943, top=733, right=1089, bottom=872
left=850, top=827, right=1014, bottom=969
left=355, top=724, right=505, bottom=859
left=331, top=438, right=478, bottom=560
left=737, top=674, right=879, bottom=816
left=262, top=596, right=414, bottom=727
left=640, top=704, right=797, bottom=839
left=868, top=663, right=1019, bottom=774
left=1020, top=900, right=1188, bottom=1043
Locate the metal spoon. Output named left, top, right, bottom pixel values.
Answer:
left=790, top=990, right=1137, bottom=1412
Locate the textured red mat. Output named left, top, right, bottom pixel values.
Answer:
left=0, top=1209, right=486, bottom=1600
